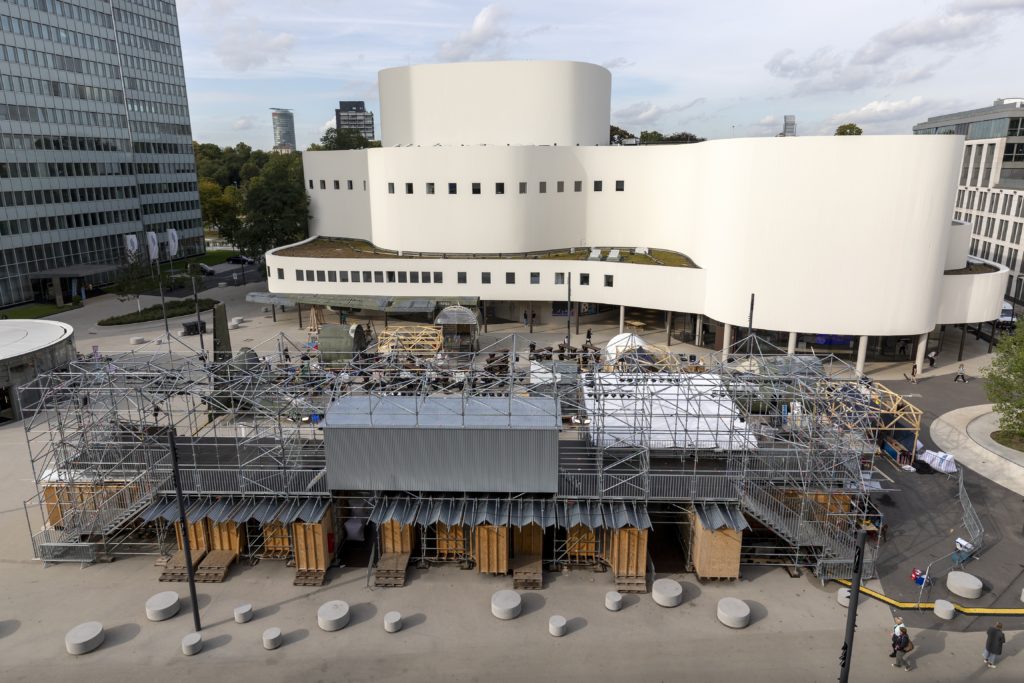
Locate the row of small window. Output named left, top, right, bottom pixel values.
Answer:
left=116, top=31, right=182, bottom=59
left=141, top=199, right=199, bottom=216
left=0, top=102, right=129, bottom=128
left=1005, top=143, right=1024, bottom=163
left=0, top=132, right=130, bottom=153
left=1, top=184, right=138, bottom=208
left=387, top=180, right=624, bottom=195
left=957, top=189, right=1024, bottom=218
left=968, top=215, right=1024, bottom=244
left=112, top=6, right=179, bottom=39
left=124, top=76, right=187, bottom=99
left=127, top=99, right=189, bottom=117
left=283, top=268, right=614, bottom=287
left=313, top=179, right=366, bottom=190
left=0, top=42, right=122, bottom=80
left=0, top=74, right=126, bottom=105
left=970, top=240, right=1020, bottom=271
left=0, top=208, right=140, bottom=236
left=121, top=51, right=185, bottom=80
left=0, top=15, right=117, bottom=56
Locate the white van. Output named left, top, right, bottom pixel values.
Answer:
left=999, top=301, right=1015, bottom=328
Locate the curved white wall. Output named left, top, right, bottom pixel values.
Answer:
left=378, top=61, right=611, bottom=147
left=936, top=262, right=1008, bottom=324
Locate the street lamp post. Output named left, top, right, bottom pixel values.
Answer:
left=165, top=424, right=202, bottom=633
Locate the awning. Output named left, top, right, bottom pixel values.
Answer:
left=293, top=498, right=330, bottom=523
left=602, top=501, right=652, bottom=529
left=415, top=498, right=469, bottom=527
left=475, top=498, right=510, bottom=525
left=509, top=499, right=556, bottom=527
left=139, top=497, right=185, bottom=523
left=695, top=503, right=750, bottom=531
left=434, top=305, right=479, bottom=326
left=558, top=500, right=604, bottom=529
left=369, top=498, right=420, bottom=526
left=246, top=292, right=478, bottom=313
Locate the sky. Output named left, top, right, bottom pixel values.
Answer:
left=177, top=0, right=1024, bottom=150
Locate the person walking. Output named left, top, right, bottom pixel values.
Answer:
left=927, top=350, right=937, bottom=368
left=893, top=625, right=913, bottom=671
left=910, top=363, right=918, bottom=384
left=984, top=622, right=1005, bottom=668
left=889, top=616, right=904, bottom=657
left=586, top=327, right=593, bottom=344
left=954, top=364, right=968, bottom=383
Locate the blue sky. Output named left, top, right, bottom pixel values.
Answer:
left=178, top=0, right=1024, bottom=149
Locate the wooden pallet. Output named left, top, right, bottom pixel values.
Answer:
left=696, top=575, right=738, bottom=583
left=158, top=549, right=206, bottom=582
left=512, top=554, right=543, bottom=590
left=294, top=569, right=327, bottom=586
left=373, top=552, right=411, bottom=587
left=614, top=575, right=648, bottom=593
left=193, top=550, right=236, bottom=583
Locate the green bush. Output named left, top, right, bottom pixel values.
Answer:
left=98, top=298, right=219, bottom=326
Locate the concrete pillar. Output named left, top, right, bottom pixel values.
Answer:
left=619, top=305, right=625, bottom=335
left=666, top=311, right=673, bottom=346
left=722, top=323, right=732, bottom=362
left=855, top=335, right=868, bottom=376
left=914, top=332, right=928, bottom=376
left=52, top=277, right=64, bottom=306
left=695, top=315, right=704, bottom=347
left=787, top=332, right=797, bottom=355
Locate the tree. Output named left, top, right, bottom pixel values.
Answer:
left=835, top=123, right=863, bottom=136
left=316, top=126, right=373, bottom=151
left=236, top=152, right=310, bottom=259
left=639, top=130, right=706, bottom=144
left=109, top=249, right=156, bottom=312
left=985, top=323, right=1024, bottom=437
left=610, top=125, right=635, bottom=143
left=198, top=178, right=242, bottom=236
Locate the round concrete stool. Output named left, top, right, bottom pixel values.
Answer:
left=549, top=615, right=567, bottom=637
left=652, top=579, right=683, bottom=607
left=130, top=336, right=145, bottom=345
left=1020, top=588, right=1024, bottom=604
left=605, top=591, right=623, bottom=612
left=946, top=571, right=983, bottom=599
left=65, top=621, right=105, bottom=655
left=181, top=632, right=203, bottom=656
left=317, top=601, right=351, bottom=632
left=933, top=599, right=956, bottom=620
left=262, top=627, right=283, bottom=650
left=837, top=587, right=851, bottom=607
left=234, top=604, right=253, bottom=624
left=717, top=598, right=751, bottom=629
left=491, top=590, right=523, bottom=620
left=145, top=591, right=181, bottom=622
left=384, top=611, right=402, bottom=633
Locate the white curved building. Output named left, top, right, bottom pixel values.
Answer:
left=266, top=60, right=1005, bottom=373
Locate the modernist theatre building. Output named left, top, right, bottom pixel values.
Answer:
left=266, top=60, right=1004, bottom=373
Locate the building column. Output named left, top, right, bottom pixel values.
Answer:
left=619, top=305, right=625, bottom=335
left=666, top=311, right=673, bottom=346
left=957, top=323, right=966, bottom=361
left=695, top=314, right=704, bottom=347
left=855, top=335, right=868, bottom=376
left=787, top=332, right=797, bottom=355
left=52, top=277, right=63, bottom=306
left=914, top=332, right=928, bottom=376
left=721, top=323, right=732, bottom=362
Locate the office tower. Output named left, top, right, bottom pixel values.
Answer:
left=335, top=100, right=374, bottom=140
left=271, top=107, right=296, bottom=152
left=0, top=0, right=203, bottom=308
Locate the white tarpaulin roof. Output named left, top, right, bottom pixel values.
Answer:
left=916, top=449, right=957, bottom=474
left=584, top=372, right=758, bottom=450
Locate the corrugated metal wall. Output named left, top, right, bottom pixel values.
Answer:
left=326, top=427, right=557, bottom=492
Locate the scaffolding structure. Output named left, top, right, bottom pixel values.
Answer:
left=20, top=331, right=914, bottom=581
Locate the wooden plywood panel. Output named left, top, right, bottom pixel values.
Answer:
left=175, top=518, right=211, bottom=553
left=436, top=522, right=465, bottom=559
left=42, top=483, right=140, bottom=529
left=209, top=521, right=245, bottom=556
left=690, top=512, right=741, bottom=580
left=293, top=507, right=333, bottom=572
left=380, top=519, right=415, bottom=554
left=602, top=527, right=648, bottom=578
left=474, top=524, right=509, bottom=575
left=513, top=523, right=543, bottom=556
left=567, top=524, right=597, bottom=564
left=262, top=521, right=292, bottom=559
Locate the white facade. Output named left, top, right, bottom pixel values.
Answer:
left=268, top=61, right=1005, bottom=338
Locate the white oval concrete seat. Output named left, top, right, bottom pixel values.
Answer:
left=181, top=632, right=202, bottom=656
left=317, top=600, right=351, bottom=631
left=716, top=597, right=751, bottom=628
left=65, top=621, right=105, bottom=655
left=231, top=317, right=244, bottom=325
left=605, top=591, right=623, bottom=611
left=652, top=579, right=683, bottom=607
left=491, top=590, right=522, bottom=620
left=145, top=591, right=181, bottom=621
left=837, top=587, right=851, bottom=607
left=129, top=336, right=145, bottom=345
left=549, top=615, right=567, bottom=637
left=234, top=604, right=253, bottom=624
left=946, top=571, right=983, bottom=599
left=933, top=599, right=955, bottom=620
left=384, top=611, right=402, bottom=633
left=262, top=627, right=283, bottom=650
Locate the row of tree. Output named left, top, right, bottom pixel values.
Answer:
left=609, top=125, right=706, bottom=144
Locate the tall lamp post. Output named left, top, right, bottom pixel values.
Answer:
left=160, top=408, right=201, bottom=633
left=838, top=529, right=868, bottom=683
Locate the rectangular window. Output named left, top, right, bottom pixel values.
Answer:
left=339, top=271, right=349, bottom=282
left=328, top=271, right=337, bottom=282
left=362, top=270, right=371, bottom=282
left=319, top=180, right=326, bottom=189
left=405, top=182, right=414, bottom=195
left=574, top=180, right=582, bottom=192
left=481, top=272, right=491, bottom=284
left=398, top=272, right=407, bottom=283
left=426, top=182, right=435, bottom=195
left=422, top=271, right=432, bottom=283
left=410, top=271, right=419, bottom=283
left=308, top=180, right=313, bottom=189
left=495, top=182, right=505, bottom=195
left=333, top=180, right=340, bottom=190
left=351, top=271, right=360, bottom=282
left=316, top=270, right=326, bottom=282
left=594, top=180, right=603, bottom=192
left=449, top=182, right=457, bottom=194
left=374, top=271, right=384, bottom=283
left=347, top=180, right=354, bottom=190
left=458, top=272, right=467, bottom=284
left=539, top=181, right=547, bottom=193
left=506, top=272, right=515, bottom=284
left=554, top=272, right=565, bottom=285
left=519, top=182, right=527, bottom=194
left=615, top=180, right=624, bottom=191
left=530, top=272, right=540, bottom=284
left=434, top=271, right=443, bottom=283
left=387, top=271, right=396, bottom=283
left=579, top=273, right=589, bottom=285
left=472, top=182, right=481, bottom=195
left=296, top=269, right=305, bottom=281
left=387, top=182, right=395, bottom=194
left=363, top=180, right=367, bottom=190
left=277, top=268, right=284, bottom=279
left=604, top=274, right=614, bottom=287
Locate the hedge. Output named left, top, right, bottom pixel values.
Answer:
left=98, top=298, right=220, bottom=326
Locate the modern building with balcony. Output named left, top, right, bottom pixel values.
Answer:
left=335, top=100, right=375, bottom=140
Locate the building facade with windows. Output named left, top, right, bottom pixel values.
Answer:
left=915, top=98, right=1024, bottom=304
left=335, top=100, right=374, bottom=141
left=270, top=107, right=295, bottom=152
left=0, top=0, right=203, bottom=309
left=265, top=60, right=1004, bottom=374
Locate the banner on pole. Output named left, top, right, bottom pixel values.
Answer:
left=124, top=234, right=139, bottom=255
left=167, top=228, right=179, bottom=257
left=146, top=231, right=159, bottom=262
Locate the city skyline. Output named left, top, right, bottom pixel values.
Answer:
left=178, top=0, right=1024, bottom=149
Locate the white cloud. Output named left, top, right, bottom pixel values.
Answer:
left=232, top=116, right=256, bottom=130
left=214, top=27, right=296, bottom=71
left=321, top=117, right=335, bottom=132
left=830, top=96, right=931, bottom=124
left=437, top=4, right=507, bottom=62
left=765, top=47, right=842, bottom=79
left=612, top=98, right=706, bottom=126
left=601, top=57, right=635, bottom=70
left=757, top=115, right=778, bottom=126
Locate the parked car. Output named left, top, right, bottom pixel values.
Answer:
left=198, top=263, right=216, bottom=276
left=226, top=255, right=255, bottom=265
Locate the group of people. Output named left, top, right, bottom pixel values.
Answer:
left=889, top=616, right=1005, bottom=671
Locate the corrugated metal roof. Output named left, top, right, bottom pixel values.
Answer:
left=325, top=394, right=559, bottom=429
left=475, top=499, right=510, bottom=525
left=140, top=497, right=182, bottom=523
left=251, top=498, right=284, bottom=524
left=559, top=500, right=604, bottom=529
left=206, top=497, right=239, bottom=523
left=510, top=499, right=556, bottom=527
left=294, top=498, right=329, bottom=523
left=602, top=501, right=652, bottom=529
left=695, top=503, right=750, bottom=531
left=369, top=498, right=420, bottom=526
left=230, top=498, right=263, bottom=523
